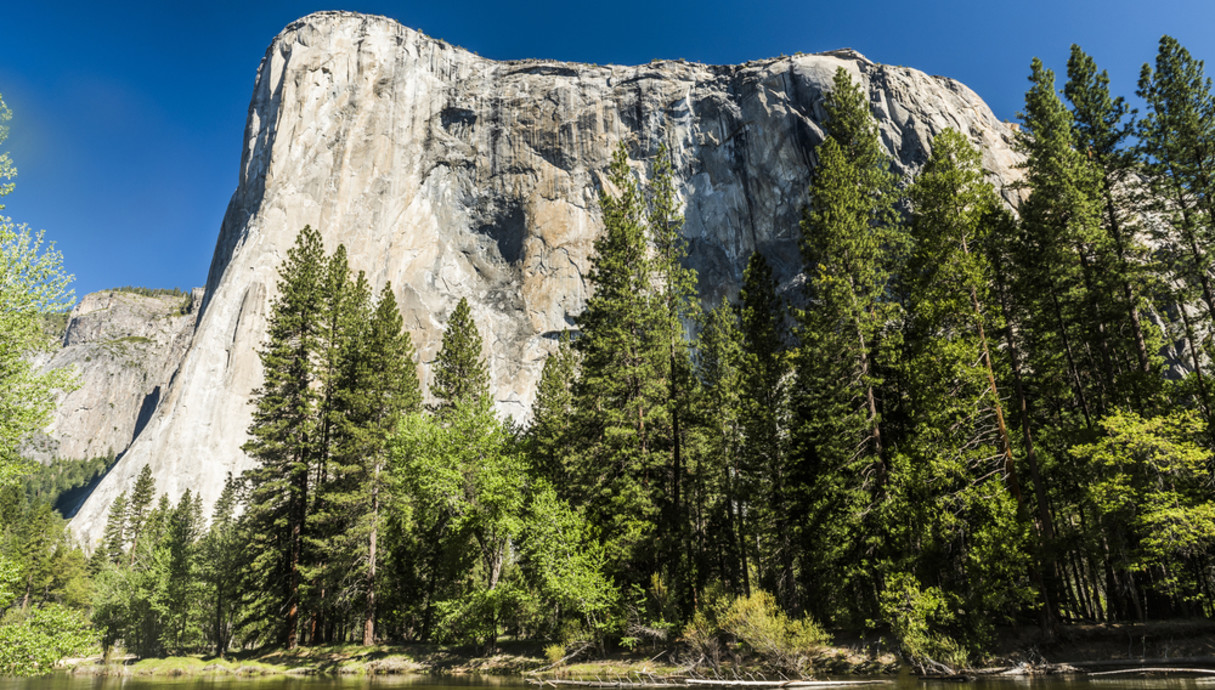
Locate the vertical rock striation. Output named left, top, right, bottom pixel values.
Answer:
left=69, top=11, right=1022, bottom=542
left=27, top=289, right=200, bottom=471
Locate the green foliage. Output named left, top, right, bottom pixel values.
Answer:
left=431, top=297, right=490, bottom=413
left=0, top=219, right=75, bottom=488
left=528, top=332, right=578, bottom=485
left=521, top=483, right=618, bottom=642
left=566, top=142, right=694, bottom=599
left=792, top=66, right=903, bottom=622
left=0, top=604, right=96, bottom=676
left=106, top=286, right=188, bottom=298
left=391, top=403, right=527, bottom=648
left=1071, top=410, right=1215, bottom=602
left=721, top=591, right=828, bottom=674
left=680, top=590, right=828, bottom=675
left=0, top=94, right=75, bottom=489
left=879, top=573, right=969, bottom=671
left=20, top=454, right=116, bottom=516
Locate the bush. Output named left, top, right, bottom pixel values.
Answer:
left=681, top=589, right=828, bottom=676
left=723, top=591, right=828, bottom=674
left=0, top=604, right=97, bottom=676
left=879, top=573, right=969, bottom=672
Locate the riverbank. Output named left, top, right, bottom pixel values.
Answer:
left=62, top=620, right=1215, bottom=680
left=64, top=642, right=897, bottom=679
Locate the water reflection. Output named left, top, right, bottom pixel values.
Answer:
left=2, top=673, right=1212, bottom=690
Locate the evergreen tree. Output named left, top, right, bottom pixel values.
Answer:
left=737, top=252, right=791, bottom=604
left=528, top=332, right=578, bottom=485
left=792, top=67, right=903, bottom=620
left=335, top=283, right=422, bottom=645
left=1137, top=36, right=1215, bottom=420
left=646, top=145, right=700, bottom=610
left=1018, top=57, right=1109, bottom=431
left=240, top=225, right=327, bottom=648
left=431, top=297, right=490, bottom=413
left=200, top=474, right=242, bottom=655
left=126, top=464, right=156, bottom=565
left=101, top=491, right=128, bottom=566
left=1065, top=45, right=1164, bottom=409
left=568, top=143, right=671, bottom=596
left=898, top=128, right=1034, bottom=648
left=693, top=297, right=747, bottom=594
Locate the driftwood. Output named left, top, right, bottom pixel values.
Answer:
left=529, top=679, right=891, bottom=688
left=1088, top=667, right=1215, bottom=677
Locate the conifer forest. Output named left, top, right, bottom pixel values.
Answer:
left=5, top=38, right=1215, bottom=674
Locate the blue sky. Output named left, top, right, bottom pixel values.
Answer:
left=1, top=0, right=1213, bottom=298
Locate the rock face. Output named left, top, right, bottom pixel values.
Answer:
left=28, top=289, right=201, bottom=471
left=68, top=11, right=1023, bottom=542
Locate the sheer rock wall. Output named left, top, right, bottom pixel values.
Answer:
left=69, top=11, right=1022, bottom=541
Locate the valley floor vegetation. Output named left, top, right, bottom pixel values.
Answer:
left=5, top=37, right=1215, bottom=678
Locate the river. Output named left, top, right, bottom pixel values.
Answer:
left=2, top=674, right=1213, bottom=690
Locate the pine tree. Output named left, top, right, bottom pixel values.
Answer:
left=431, top=297, right=490, bottom=414
left=737, top=251, right=791, bottom=602
left=343, top=284, right=421, bottom=644
left=101, top=491, right=128, bottom=565
left=647, top=144, right=700, bottom=611
left=302, top=262, right=363, bottom=644
left=126, top=464, right=156, bottom=565
left=1018, top=57, right=1109, bottom=431
left=1066, top=45, right=1164, bottom=408
left=528, top=332, right=578, bottom=485
left=200, top=474, right=242, bottom=655
left=693, top=296, right=747, bottom=594
left=240, top=225, right=327, bottom=649
left=1137, top=36, right=1215, bottom=420
left=568, top=143, right=670, bottom=592
left=792, top=67, right=903, bottom=620
left=899, top=128, right=1035, bottom=643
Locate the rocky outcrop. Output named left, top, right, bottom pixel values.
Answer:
left=27, top=289, right=201, bottom=473
left=68, top=11, right=1023, bottom=542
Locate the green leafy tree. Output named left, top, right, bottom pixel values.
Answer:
left=0, top=93, right=74, bottom=488
left=392, top=402, right=528, bottom=650
left=519, top=483, right=618, bottom=646
left=0, top=604, right=95, bottom=676
left=1071, top=410, right=1215, bottom=616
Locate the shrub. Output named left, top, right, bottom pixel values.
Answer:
left=879, top=573, right=969, bottom=672
left=680, top=589, right=828, bottom=676
left=0, top=604, right=97, bottom=676
left=722, top=591, right=828, bottom=675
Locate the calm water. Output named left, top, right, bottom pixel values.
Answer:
left=2, top=674, right=1212, bottom=690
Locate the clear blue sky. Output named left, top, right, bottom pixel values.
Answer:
left=1, top=0, right=1212, bottom=299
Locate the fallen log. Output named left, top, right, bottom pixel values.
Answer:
left=527, top=679, right=892, bottom=689
left=1088, top=667, right=1215, bottom=677
left=684, top=680, right=891, bottom=687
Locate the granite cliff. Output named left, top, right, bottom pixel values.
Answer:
left=28, top=289, right=200, bottom=468
left=68, top=11, right=1023, bottom=541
